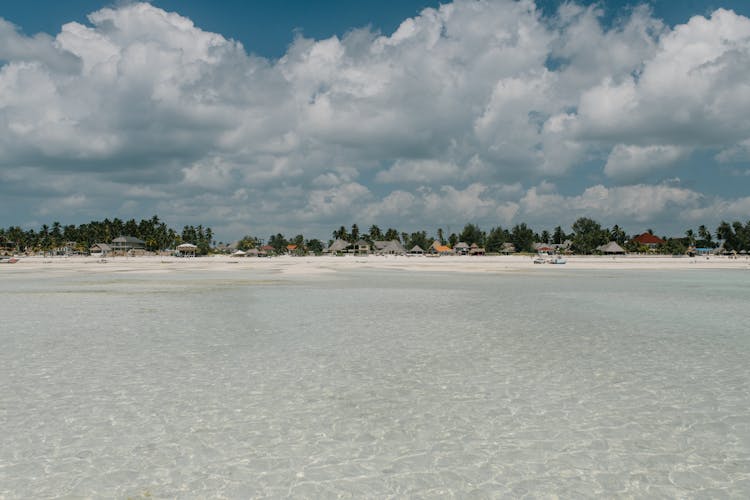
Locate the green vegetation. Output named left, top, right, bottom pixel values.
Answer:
left=3, top=216, right=750, bottom=256
left=0, top=215, right=213, bottom=255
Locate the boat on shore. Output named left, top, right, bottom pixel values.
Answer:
left=0, top=257, right=19, bottom=264
left=550, top=256, right=567, bottom=265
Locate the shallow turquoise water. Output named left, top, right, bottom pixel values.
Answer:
left=1, top=268, right=749, bottom=497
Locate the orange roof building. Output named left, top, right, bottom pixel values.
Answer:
left=632, top=233, right=665, bottom=247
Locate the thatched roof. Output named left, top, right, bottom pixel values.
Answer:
left=409, top=245, right=424, bottom=253
left=380, top=240, right=406, bottom=254
left=90, top=243, right=112, bottom=252
left=327, top=238, right=350, bottom=253
left=598, top=241, right=626, bottom=254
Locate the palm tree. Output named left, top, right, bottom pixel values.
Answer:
left=368, top=224, right=382, bottom=241
left=684, top=229, right=695, bottom=248
left=698, top=225, right=712, bottom=245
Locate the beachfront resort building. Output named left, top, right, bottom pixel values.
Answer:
left=111, top=236, right=146, bottom=255
left=326, top=239, right=350, bottom=254
left=372, top=240, right=406, bottom=255
left=429, top=241, right=453, bottom=255
left=90, top=243, right=112, bottom=256
left=632, top=232, right=665, bottom=250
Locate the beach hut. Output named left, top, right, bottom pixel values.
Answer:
left=429, top=241, right=453, bottom=255
left=90, top=243, right=112, bottom=257
left=469, top=243, right=486, bottom=255
left=454, top=242, right=470, bottom=255
left=246, top=248, right=259, bottom=257
left=177, top=243, right=198, bottom=257
left=374, top=240, right=406, bottom=255
left=598, top=241, right=626, bottom=254
left=232, top=250, right=246, bottom=257
left=326, top=238, right=350, bottom=255
left=409, top=245, right=424, bottom=255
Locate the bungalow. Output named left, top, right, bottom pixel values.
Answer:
left=286, top=244, right=299, bottom=255
left=90, top=243, right=112, bottom=256
left=409, top=245, right=424, bottom=255
left=259, top=244, right=275, bottom=256
left=373, top=240, right=406, bottom=255
left=469, top=243, right=486, bottom=256
left=632, top=232, right=665, bottom=250
left=111, top=235, right=146, bottom=255
left=429, top=241, right=453, bottom=255
left=326, top=238, right=350, bottom=254
left=501, top=242, right=516, bottom=254
left=0, top=240, right=17, bottom=255
left=454, top=242, right=470, bottom=255
left=353, top=239, right=370, bottom=255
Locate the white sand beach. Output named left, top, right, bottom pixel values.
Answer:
left=5, top=253, right=750, bottom=276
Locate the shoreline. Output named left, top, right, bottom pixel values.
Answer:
left=3, top=254, right=749, bottom=276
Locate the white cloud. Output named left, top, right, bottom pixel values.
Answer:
left=520, top=183, right=702, bottom=224
left=376, top=159, right=463, bottom=184
left=604, top=144, right=690, bottom=180
left=684, top=196, right=750, bottom=222
left=2, top=1, right=750, bottom=238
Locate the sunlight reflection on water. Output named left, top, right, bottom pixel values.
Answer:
left=1, top=268, right=749, bottom=497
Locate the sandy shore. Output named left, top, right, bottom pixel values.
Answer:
left=3, top=253, right=749, bottom=276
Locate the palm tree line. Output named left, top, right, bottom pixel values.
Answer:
left=0, top=215, right=212, bottom=254
left=237, top=218, right=750, bottom=255
left=2, top=216, right=749, bottom=255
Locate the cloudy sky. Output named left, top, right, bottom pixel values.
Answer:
left=2, top=0, right=750, bottom=241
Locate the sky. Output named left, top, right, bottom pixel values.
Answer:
left=1, top=0, right=750, bottom=242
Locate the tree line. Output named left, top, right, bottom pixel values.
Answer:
left=235, top=218, right=750, bottom=255
left=3, top=216, right=749, bottom=255
left=0, top=215, right=213, bottom=255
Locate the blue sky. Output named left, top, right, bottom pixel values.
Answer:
left=1, top=0, right=750, bottom=241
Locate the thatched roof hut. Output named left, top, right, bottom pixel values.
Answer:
left=177, top=243, right=198, bottom=256
left=598, top=241, right=626, bottom=254
left=326, top=238, right=350, bottom=254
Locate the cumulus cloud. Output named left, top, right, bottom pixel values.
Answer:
left=375, top=159, right=463, bottom=184
left=1, top=1, right=750, bottom=237
left=604, top=144, right=690, bottom=180
left=519, top=183, right=703, bottom=225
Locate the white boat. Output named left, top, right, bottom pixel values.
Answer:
left=533, top=256, right=546, bottom=264
left=550, top=256, right=566, bottom=264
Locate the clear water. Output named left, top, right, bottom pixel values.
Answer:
left=1, top=267, right=749, bottom=498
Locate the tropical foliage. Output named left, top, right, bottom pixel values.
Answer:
left=3, top=216, right=750, bottom=255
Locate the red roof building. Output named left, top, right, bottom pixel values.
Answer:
left=632, top=232, right=665, bottom=248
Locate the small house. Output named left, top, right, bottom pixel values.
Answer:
left=90, top=243, right=112, bottom=256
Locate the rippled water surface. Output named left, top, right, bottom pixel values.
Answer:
left=1, top=267, right=749, bottom=498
